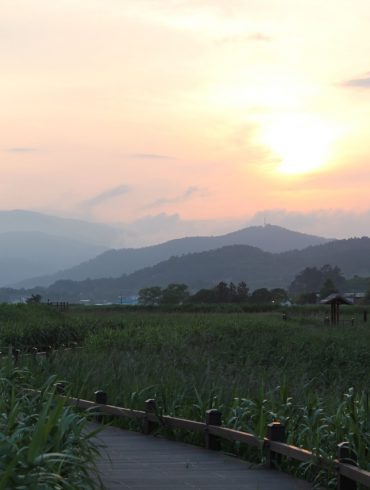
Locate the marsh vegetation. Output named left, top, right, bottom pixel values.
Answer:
left=1, top=304, right=369, bottom=487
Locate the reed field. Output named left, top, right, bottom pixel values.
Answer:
left=1, top=303, right=370, bottom=488
left=0, top=361, right=102, bottom=489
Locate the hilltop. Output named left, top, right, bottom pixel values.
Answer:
left=15, top=224, right=331, bottom=288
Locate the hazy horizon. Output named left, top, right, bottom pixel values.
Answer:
left=1, top=207, right=369, bottom=249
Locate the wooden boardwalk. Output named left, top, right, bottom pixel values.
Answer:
left=94, top=425, right=312, bottom=490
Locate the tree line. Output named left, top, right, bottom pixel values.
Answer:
left=138, top=264, right=370, bottom=306
left=138, top=281, right=289, bottom=306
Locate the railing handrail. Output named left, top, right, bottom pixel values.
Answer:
left=58, top=393, right=370, bottom=488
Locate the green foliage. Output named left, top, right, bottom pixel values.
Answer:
left=138, top=284, right=190, bottom=305
left=270, top=288, right=288, bottom=303
left=5, top=306, right=370, bottom=487
left=189, top=282, right=286, bottom=305
left=296, top=292, right=318, bottom=304
left=160, top=283, right=189, bottom=305
left=0, top=304, right=95, bottom=350
left=138, top=286, right=162, bottom=306
left=319, top=278, right=338, bottom=299
left=344, top=274, right=370, bottom=292
left=26, top=294, right=42, bottom=304
left=289, top=265, right=345, bottom=296
left=0, top=363, right=101, bottom=489
left=250, top=288, right=273, bottom=304
left=189, top=281, right=251, bottom=304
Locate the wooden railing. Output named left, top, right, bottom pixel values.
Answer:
left=4, top=347, right=369, bottom=488
left=0, top=343, right=80, bottom=360
left=55, top=388, right=370, bottom=490
left=46, top=301, right=69, bottom=311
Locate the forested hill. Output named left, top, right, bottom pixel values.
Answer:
left=16, top=224, right=331, bottom=288
left=278, top=236, right=370, bottom=278
left=7, top=236, right=370, bottom=303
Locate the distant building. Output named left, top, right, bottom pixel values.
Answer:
left=343, top=292, right=366, bottom=304
left=79, top=299, right=91, bottom=305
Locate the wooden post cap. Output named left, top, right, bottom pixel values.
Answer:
left=94, top=390, right=108, bottom=404
left=205, top=409, right=222, bottom=426
left=145, top=399, right=157, bottom=412
left=267, top=421, right=286, bottom=441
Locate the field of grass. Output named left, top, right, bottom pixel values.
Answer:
left=1, top=304, right=370, bottom=488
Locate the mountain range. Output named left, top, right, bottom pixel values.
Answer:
left=4, top=209, right=370, bottom=304
left=14, top=224, right=331, bottom=288
left=4, top=236, right=370, bottom=303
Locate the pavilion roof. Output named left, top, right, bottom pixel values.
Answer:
left=320, top=293, right=353, bottom=305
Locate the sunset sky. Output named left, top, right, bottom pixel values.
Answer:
left=2, top=0, right=370, bottom=241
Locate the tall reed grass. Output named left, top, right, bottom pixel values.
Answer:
left=5, top=306, right=370, bottom=488
left=0, top=361, right=101, bottom=489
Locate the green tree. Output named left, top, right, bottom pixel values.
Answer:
left=270, top=288, right=288, bottom=304
left=296, top=292, right=318, bottom=304
left=236, top=281, right=249, bottom=303
left=26, top=294, right=42, bottom=304
left=319, top=278, right=338, bottom=299
left=289, top=265, right=345, bottom=296
left=138, top=286, right=162, bottom=306
left=289, top=267, right=323, bottom=295
left=228, top=282, right=238, bottom=302
left=160, top=284, right=189, bottom=305
left=214, top=281, right=229, bottom=303
left=189, top=288, right=217, bottom=303
left=188, top=281, right=249, bottom=304
left=250, top=288, right=273, bottom=304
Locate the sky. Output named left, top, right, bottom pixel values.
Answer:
left=1, top=0, right=370, bottom=242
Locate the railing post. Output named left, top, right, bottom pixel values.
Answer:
left=12, top=348, right=20, bottom=364
left=94, top=390, right=107, bottom=424
left=266, top=421, right=285, bottom=468
left=143, top=398, right=158, bottom=435
left=205, top=409, right=222, bottom=450
left=55, top=382, right=66, bottom=395
left=337, top=442, right=357, bottom=490
left=45, top=345, right=53, bottom=358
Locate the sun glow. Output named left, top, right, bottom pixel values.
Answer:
left=261, top=115, right=338, bottom=175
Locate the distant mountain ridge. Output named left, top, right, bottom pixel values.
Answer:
left=15, top=224, right=332, bottom=288
left=0, top=231, right=106, bottom=286
left=30, top=236, right=370, bottom=302
left=0, top=210, right=128, bottom=286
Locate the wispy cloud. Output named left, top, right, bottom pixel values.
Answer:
left=248, top=32, right=271, bottom=42
left=129, top=153, right=174, bottom=160
left=81, top=184, right=131, bottom=208
left=342, top=72, right=370, bottom=88
left=142, top=186, right=205, bottom=209
left=218, top=32, right=271, bottom=44
left=6, top=147, right=37, bottom=153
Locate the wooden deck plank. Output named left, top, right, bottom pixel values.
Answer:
left=94, top=425, right=312, bottom=490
